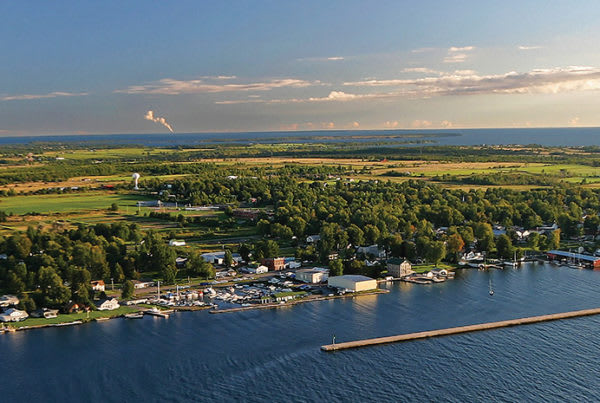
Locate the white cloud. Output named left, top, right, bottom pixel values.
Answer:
left=411, top=47, right=435, bottom=53
left=327, top=56, right=344, bottom=61
left=384, top=121, right=400, bottom=128
left=321, top=122, right=335, bottom=129
left=215, top=90, right=391, bottom=105
left=1, top=91, right=88, bottom=101
left=402, top=67, right=439, bottom=74
left=411, top=120, right=433, bottom=128
left=444, top=53, right=469, bottom=63
left=569, top=117, right=580, bottom=126
left=518, top=45, right=542, bottom=50
left=441, top=120, right=453, bottom=128
left=351, top=121, right=360, bottom=128
left=449, top=46, right=475, bottom=52
left=116, top=77, right=318, bottom=95
left=344, top=66, right=600, bottom=97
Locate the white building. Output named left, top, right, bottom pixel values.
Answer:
left=0, top=295, right=19, bottom=308
left=201, top=252, right=242, bottom=265
left=0, top=308, right=29, bottom=322
left=295, top=269, right=329, bottom=283
left=169, top=239, right=186, bottom=247
left=96, top=298, right=120, bottom=311
left=247, top=265, right=269, bottom=274
left=132, top=280, right=154, bottom=289
left=328, top=275, right=377, bottom=292
left=91, top=280, right=105, bottom=292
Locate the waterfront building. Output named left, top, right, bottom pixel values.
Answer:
left=387, top=259, right=414, bottom=278
left=328, top=275, right=377, bottom=292
left=295, top=268, right=329, bottom=283
left=0, top=295, right=19, bottom=308
left=0, top=308, right=29, bottom=322
left=30, top=308, right=59, bottom=319
left=96, top=298, right=120, bottom=311
left=547, top=250, right=600, bottom=268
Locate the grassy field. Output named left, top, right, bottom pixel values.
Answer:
left=6, top=306, right=139, bottom=328
left=0, top=192, right=151, bottom=214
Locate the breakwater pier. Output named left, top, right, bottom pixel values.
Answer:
left=321, top=307, right=600, bottom=351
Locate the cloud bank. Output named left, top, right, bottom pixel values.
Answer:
left=1, top=91, right=88, bottom=101
left=118, top=77, right=317, bottom=95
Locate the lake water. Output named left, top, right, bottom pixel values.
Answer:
left=2, top=127, right=600, bottom=147
left=2, top=262, right=600, bottom=402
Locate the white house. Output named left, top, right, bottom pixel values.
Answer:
left=91, top=280, right=105, bottom=292
left=169, top=240, right=186, bottom=247
left=0, top=308, right=29, bottom=322
left=328, top=275, right=377, bottom=292
left=96, top=298, right=120, bottom=311
left=132, top=280, right=154, bottom=289
left=247, top=265, right=269, bottom=274
left=0, top=295, right=19, bottom=308
left=295, top=269, right=329, bottom=283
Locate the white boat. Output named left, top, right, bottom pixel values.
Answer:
left=145, top=308, right=170, bottom=318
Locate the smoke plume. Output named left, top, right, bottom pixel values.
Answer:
left=144, top=110, right=174, bottom=133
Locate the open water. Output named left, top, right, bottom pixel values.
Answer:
left=1, top=127, right=600, bottom=146
left=2, top=262, right=600, bottom=402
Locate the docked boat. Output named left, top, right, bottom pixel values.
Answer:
left=124, top=312, right=144, bottom=319
left=145, top=308, right=170, bottom=318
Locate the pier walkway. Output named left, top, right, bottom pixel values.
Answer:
left=321, top=307, right=600, bottom=352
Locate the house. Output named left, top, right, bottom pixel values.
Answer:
left=306, top=235, right=321, bottom=243
left=0, top=308, right=29, bottom=322
left=387, top=259, right=414, bottom=278
left=201, top=252, right=243, bottom=265
left=65, top=301, right=89, bottom=313
left=91, top=280, right=105, bottom=292
left=30, top=308, right=59, bottom=319
left=246, top=265, right=269, bottom=274
left=295, top=268, right=329, bottom=284
left=169, top=239, right=186, bottom=247
left=328, top=275, right=377, bottom=292
left=357, top=245, right=386, bottom=258
left=0, top=295, right=19, bottom=308
left=132, top=280, right=154, bottom=289
left=96, top=298, right=120, bottom=311
left=262, top=257, right=286, bottom=271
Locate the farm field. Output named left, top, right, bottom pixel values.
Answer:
left=0, top=192, right=151, bottom=215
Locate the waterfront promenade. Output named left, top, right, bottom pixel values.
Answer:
left=321, top=307, right=600, bottom=351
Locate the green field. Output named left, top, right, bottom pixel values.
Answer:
left=0, top=192, right=152, bottom=214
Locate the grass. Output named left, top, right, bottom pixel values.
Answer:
left=0, top=192, right=152, bottom=214
left=7, top=306, right=139, bottom=328
left=411, top=263, right=457, bottom=274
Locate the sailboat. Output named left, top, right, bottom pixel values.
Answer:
left=489, top=278, right=494, bottom=296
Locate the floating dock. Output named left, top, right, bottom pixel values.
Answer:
left=321, top=307, right=600, bottom=352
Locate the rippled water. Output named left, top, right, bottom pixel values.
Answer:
left=3, top=263, right=600, bottom=402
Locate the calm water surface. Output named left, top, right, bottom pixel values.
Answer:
left=2, top=263, right=600, bottom=402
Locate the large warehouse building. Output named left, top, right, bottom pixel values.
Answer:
left=328, top=275, right=377, bottom=292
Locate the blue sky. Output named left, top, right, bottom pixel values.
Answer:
left=2, top=1, right=600, bottom=135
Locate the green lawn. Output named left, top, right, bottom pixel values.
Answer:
left=411, top=263, right=457, bottom=274
left=0, top=192, right=152, bottom=214
left=7, top=306, right=139, bottom=328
